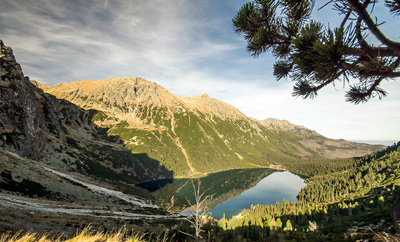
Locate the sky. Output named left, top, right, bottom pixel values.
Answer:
left=1, top=0, right=399, bottom=144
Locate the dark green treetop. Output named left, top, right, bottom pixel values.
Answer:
left=233, top=0, right=400, bottom=103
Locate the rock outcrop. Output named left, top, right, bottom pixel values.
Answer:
left=1, top=39, right=80, bottom=158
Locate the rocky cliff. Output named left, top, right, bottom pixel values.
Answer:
left=0, top=39, right=171, bottom=193
left=0, top=40, right=79, bottom=159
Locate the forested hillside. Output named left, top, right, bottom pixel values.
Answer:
left=176, top=142, right=400, bottom=241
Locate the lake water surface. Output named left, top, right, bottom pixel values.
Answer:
left=206, top=171, right=306, bottom=219
left=166, top=168, right=306, bottom=219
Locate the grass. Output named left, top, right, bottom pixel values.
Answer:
left=0, top=227, right=174, bottom=242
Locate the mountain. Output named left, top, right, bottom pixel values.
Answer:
left=258, top=118, right=384, bottom=159
left=0, top=40, right=179, bottom=235
left=0, top=39, right=390, bottom=237
left=0, top=40, right=171, bottom=183
left=35, top=78, right=385, bottom=177
left=258, top=118, right=318, bottom=136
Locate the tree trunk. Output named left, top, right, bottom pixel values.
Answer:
left=392, top=197, right=400, bottom=233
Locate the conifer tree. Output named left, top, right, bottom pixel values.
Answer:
left=276, top=217, right=283, bottom=230
left=233, top=0, right=400, bottom=103
left=218, top=213, right=228, bottom=231
left=284, top=219, right=293, bottom=231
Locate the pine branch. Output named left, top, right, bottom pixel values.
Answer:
left=340, top=9, right=353, bottom=29
left=345, top=47, right=397, bottom=57
left=385, top=0, right=400, bottom=16
left=292, top=79, right=333, bottom=99
left=345, top=77, right=387, bottom=104
left=348, top=0, right=400, bottom=55
left=361, top=70, right=400, bottom=78
left=355, top=17, right=375, bottom=56
left=234, top=0, right=399, bottom=103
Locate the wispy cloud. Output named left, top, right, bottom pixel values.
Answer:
left=1, top=0, right=399, bottom=142
left=1, top=0, right=240, bottom=83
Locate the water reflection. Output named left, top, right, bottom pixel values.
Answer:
left=151, top=169, right=306, bottom=220
left=208, top=171, right=306, bottom=219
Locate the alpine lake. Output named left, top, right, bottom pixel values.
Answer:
left=139, top=168, right=307, bottom=219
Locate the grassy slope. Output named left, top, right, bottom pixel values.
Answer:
left=106, top=103, right=319, bottom=177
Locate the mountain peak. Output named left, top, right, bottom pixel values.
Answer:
left=37, top=78, right=249, bottom=124
left=36, top=77, right=185, bottom=128
left=258, top=118, right=319, bottom=136
left=194, top=93, right=210, bottom=98
left=181, top=93, right=246, bottom=121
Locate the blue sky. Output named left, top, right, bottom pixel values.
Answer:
left=1, top=0, right=399, bottom=144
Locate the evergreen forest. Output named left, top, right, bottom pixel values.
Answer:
left=173, top=142, right=400, bottom=241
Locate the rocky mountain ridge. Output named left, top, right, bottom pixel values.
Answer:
left=257, top=118, right=381, bottom=159
left=34, top=78, right=249, bottom=129
left=258, top=118, right=319, bottom=136
left=35, top=77, right=385, bottom=177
